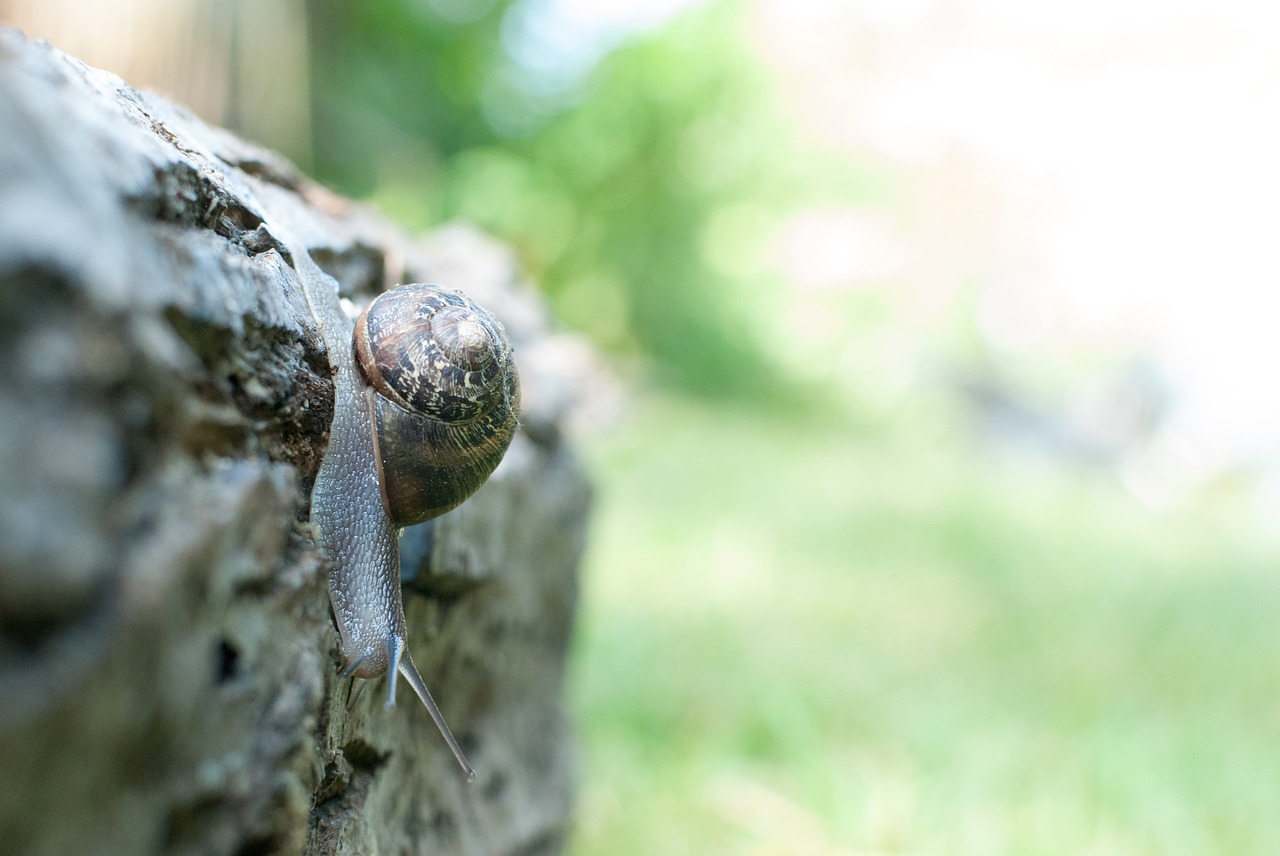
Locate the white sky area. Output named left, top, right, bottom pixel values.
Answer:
left=835, top=0, right=1280, bottom=502
left=527, top=0, right=1280, bottom=508
left=504, top=0, right=704, bottom=90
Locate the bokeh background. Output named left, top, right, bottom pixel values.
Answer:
left=6, top=0, right=1280, bottom=852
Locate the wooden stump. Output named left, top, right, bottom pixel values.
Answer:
left=0, top=29, right=590, bottom=856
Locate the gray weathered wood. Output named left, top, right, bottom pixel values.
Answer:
left=0, top=29, right=589, bottom=856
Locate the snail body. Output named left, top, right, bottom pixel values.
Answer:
left=306, top=279, right=520, bottom=781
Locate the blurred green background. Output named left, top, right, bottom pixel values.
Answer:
left=10, top=0, right=1280, bottom=852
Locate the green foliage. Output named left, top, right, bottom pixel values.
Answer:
left=306, top=0, right=515, bottom=200
left=491, top=5, right=784, bottom=395
left=305, top=0, right=866, bottom=401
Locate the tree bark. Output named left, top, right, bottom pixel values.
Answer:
left=0, top=29, right=590, bottom=856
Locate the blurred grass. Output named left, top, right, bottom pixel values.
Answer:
left=568, top=391, right=1280, bottom=856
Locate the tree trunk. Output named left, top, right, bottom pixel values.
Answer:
left=0, top=29, right=589, bottom=856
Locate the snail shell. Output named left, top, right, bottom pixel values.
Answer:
left=353, top=284, right=520, bottom=526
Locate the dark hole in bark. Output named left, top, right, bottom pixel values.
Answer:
left=216, top=637, right=240, bottom=683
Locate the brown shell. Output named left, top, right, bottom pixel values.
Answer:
left=353, top=283, right=520, bottom=526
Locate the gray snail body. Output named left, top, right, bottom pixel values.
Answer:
left=308, top=281, right=520, bottom=781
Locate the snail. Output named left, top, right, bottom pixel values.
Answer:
left=306, top=280, right=520, bottom=781
left=188, top=167, right=515, bottom=778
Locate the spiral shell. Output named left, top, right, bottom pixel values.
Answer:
left=353, top=283, right=520, bottom=526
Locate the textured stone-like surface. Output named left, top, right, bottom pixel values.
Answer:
left=0, top=29, right=589, bottom=856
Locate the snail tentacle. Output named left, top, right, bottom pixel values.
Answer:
left=399, top=647, right=476, bottom=781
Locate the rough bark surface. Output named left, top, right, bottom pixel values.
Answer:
left=0, top=30, right=590, bottom=856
